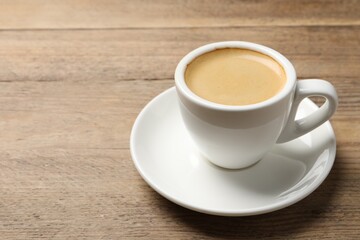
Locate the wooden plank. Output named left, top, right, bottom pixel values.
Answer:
left=0, top=27, right=358, bottom=82
left=0, top=0, right=359, bottom=29
left=0, top=148, right=359, bottom=239
left=0, top=79, right=357, bottom=151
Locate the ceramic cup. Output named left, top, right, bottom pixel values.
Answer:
left=175, top=41, right=338, bottom=169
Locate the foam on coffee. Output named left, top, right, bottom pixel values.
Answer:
left=185, top=48, right=286, bottom=106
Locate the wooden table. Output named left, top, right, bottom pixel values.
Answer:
left=0, top=1, right=359, bottom=239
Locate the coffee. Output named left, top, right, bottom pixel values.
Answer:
left=185, top=48, right=286, bottom=106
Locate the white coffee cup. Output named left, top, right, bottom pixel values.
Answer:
left=175, top=41, right=338, bottom=169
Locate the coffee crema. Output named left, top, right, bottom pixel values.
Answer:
left=185, top=48, right=286, bottom=106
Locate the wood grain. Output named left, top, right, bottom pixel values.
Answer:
left=0, top=0, right=359, bottom=239
left=0, top=0, right=359, bottom=29
left=0, top=26, right=359, bottom=81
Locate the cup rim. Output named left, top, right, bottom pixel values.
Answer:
left=175, top=41, right=297, bottom=111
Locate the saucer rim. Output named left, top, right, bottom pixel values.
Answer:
left=130, top=87, right=336, bottom=216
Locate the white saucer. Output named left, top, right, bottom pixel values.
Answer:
left=130, top=87, right=336, bottom=216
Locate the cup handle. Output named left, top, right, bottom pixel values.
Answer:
left=277, top=79, right=338, bottom=143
